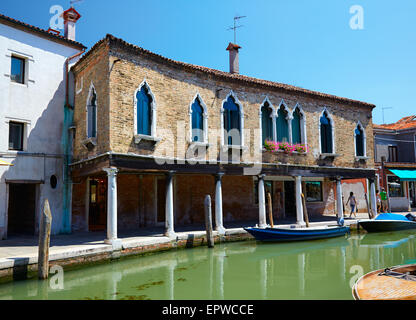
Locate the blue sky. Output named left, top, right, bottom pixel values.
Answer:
left=1, top=0, right=415, bottom=125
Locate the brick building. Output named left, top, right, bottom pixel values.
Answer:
left=69, top=34, right=377, bottom=245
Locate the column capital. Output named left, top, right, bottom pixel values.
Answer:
left=166, top=170, right=176, bottom=178
left=257, top=174, right=266, bottom=180
left=215, top=172, right=225, bottom=180
left=103, top=167, right=118, bottom=176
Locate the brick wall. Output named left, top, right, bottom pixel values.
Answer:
left=71, top=40, right=375, bottom=170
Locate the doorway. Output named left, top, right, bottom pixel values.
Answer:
left=284, top=181, right=296, bottom=218
left=88, top=178, right=107, bottom=231
left=7, top=183, right=37, bottom=235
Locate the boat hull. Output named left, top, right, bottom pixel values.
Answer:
left=358, top=220, right=416, bottom=233
left=244, top=226, right=350, bottom=242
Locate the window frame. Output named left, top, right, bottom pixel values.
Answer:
left=8, top=121, right=24, bottom=151
left=388, top=145, right=398, bottom=162
left=133, top=79, right=157, bottom=138
left=276, top=100, right=292, bottom=143
left=10, top=55, right=26, bottom=84
left=259, top=96, right=276, bottom=148
left=291, top=103, right=307, bottom=145
left=387, top=174, right=404, bottom=198
left=354, top=121, right=366, bottom=158
left=318, top=108, right=335, bottom=154
left=188, top=93, right=208, bottom=143
left=221, top=90, right=245, bottom=148
left=86, top=83, right=98, bottom=139
left=305, top=181, right=323, bottom=202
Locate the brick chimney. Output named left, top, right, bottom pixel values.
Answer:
left=226, top=43, right=241, bottom=74
left=62, top=7, right=81, bottom=41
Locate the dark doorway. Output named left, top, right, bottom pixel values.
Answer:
left=8, top=183, right=36, bottom=235
left=89, top=178, right=107, bottom=231
left=284, top=181, right=296, bottom=218
left=156, top=177, right=166, bottom=224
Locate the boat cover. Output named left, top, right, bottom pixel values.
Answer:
left=375, top=213, right=410, bottom=221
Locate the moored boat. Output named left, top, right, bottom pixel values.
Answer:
left=244, top=225, right=350, bottom=242
left=358, top=213, right=416, bottom=233
left=353, top=264, right=416, bottom=300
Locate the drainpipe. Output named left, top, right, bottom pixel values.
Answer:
left=61, top=49, right=85, bottom=234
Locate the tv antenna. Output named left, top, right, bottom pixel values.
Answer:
left=382, top=107, right=393, bottom=124
left=227, top=15, right=246, bottom=44
left=70, top=0, right=83, bottom=7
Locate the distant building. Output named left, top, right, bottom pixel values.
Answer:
left=69, top=34, right=377, bottom=244
left=0, top=9, right=85, bottom=239
left=374, top=116, right=416, bottom=211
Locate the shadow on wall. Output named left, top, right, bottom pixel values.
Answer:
left=1, top=80, right=67, bottom=238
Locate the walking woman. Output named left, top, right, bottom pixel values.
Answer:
left=346, top=192, right=358, bottom=218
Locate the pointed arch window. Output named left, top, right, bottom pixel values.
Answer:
left=291, top=107, right=302, bottom=144
left=320, top=111, right=333, bottom=153
left=87, top=87, right=97, bottom=138
left=261, top=101, right=274, bottom=143
left=191, top=97, right=204, bottom=142
left=136, top=85, right=152, bottom=136
left=223, top=94, right=242, bottom=146
left=276, top=105, right=289, bottom=143
left=355, top=123, right=365, bottom=157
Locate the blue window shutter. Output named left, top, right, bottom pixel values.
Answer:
left=355, top=126, right=364, bottom=156
left=137, top=86, right=151, bottom=135
left=292, top=109, right=301, bottom=144
left=261, top=105, right=273, bottom=143
left=320, top=113, right=332, bottom=153
left=223, top=96, right=241, bottom=145
left=276, top=107, right=289, bottom=142
left=191, top=98, right=204, bottom=142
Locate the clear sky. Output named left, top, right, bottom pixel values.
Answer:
left=1, top=0, right=415, bottom=125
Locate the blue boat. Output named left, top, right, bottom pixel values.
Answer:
left=244, top=225, right=350, bottom=242
left=358, top=213, right=416, bottom=233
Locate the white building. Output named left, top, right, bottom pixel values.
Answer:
left=0, top=9, right=85, bottom=239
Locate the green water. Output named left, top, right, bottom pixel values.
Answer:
left=1, top=230, right=416, bottom=300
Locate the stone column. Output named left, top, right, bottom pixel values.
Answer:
left=165, top=171, right=176, bottom=239
left=258, top=174, right=267, bottom=228
left=295, top=176, right=306, bottom=226
left=215, top=173, right=226, bottom=235
left=369, top=178, right=377, bottom=217
left=103, top=167, right=122, bottom=249
left=336, top=178, right=344, bottom=221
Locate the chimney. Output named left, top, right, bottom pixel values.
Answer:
left=62, top=7, right=81, bottom=41
left=226, top=42, right=241, bottom=74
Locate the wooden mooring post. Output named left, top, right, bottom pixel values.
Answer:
left=204, top=195, right=214, bottom=248
left=267, top=192, right=274, bottom=228
left=38, top=199, right=52, bottom=279
left=364, top=193, right=372, bottom=219
left=301, top=193, right=310, bottom=227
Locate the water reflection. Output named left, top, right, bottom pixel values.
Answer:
left=0, top=230, right=416, bottom=300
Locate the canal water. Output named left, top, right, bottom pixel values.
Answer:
left=0, top=230, right=415, bottom=300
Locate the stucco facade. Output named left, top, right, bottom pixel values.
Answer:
left=0, top=17, right=84, bottom=239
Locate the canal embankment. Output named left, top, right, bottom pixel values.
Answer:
left=0, top=217, right=363, bottom=284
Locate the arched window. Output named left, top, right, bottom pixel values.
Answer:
left=191, top=97, right=204, bottom=142
left=320, top=111, right=333, bottom=153
left=87, top=86, right=97, bottom=138
left=136, top=85, right=152, bottom=136
left=292, top=107, right=302, bottom=144
left=261, top=101, right=274, bottom=143
left=355, top=123, right=365, bottom=157
left=223, top=94, right=242, bottom=145
left=276, top=105, right=289, bottom=142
